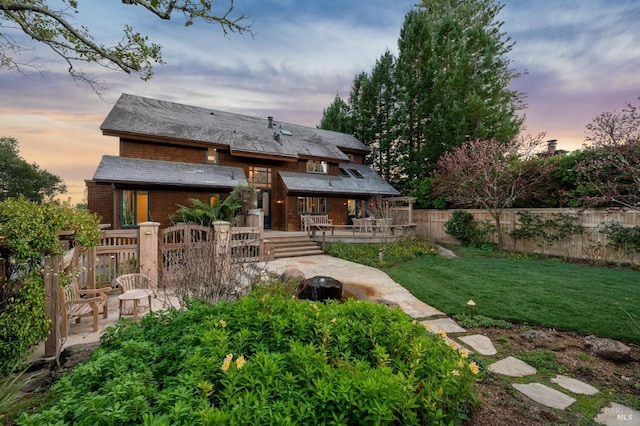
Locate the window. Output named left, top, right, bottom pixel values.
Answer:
left=248, top=166, right=272, bottom=189
left=209, top=194, right=220, bottom=207
left=207, top=148, right=218, bottom=164
left=307, top=160, right=328, bottom=174
left=297, top=197, right=327, bottom=214
left=339, top=168, right=350, bottom=177
left=347, top=154, right=354, bottom=162
left=121, top=190, right=149, bottom=227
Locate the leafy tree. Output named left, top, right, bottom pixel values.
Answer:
left=432, top=135, right=550, bottom=248
left=0, top=136, right=66, bottom=203
left=578, top=97, right=640, bottom=209
left=0, top=0, right=251, bottom=91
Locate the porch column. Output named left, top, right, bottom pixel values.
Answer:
left=138, top=222, right=160, bottom=290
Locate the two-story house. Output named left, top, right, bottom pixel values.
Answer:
left=86, top=94, right=399, bottom=231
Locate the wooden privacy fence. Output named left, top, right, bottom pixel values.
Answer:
left=407, top=208, right=640, bottom=265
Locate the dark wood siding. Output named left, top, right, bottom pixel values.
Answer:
left=86, top=181, right=114, bottom=226
left=120, top=139, right=207, bottom=164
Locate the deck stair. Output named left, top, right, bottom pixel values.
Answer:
left=265, top=232, right=324, bottom=259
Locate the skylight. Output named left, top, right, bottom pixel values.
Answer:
left=349, top=169, right=363, bottom=178
left=339, top=168, right=350, bottom=177
left=280, top=129, right=293, bottom=136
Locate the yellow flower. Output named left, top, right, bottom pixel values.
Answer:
left=459, top=349, right=469, bottom=358
left=457, top=359, right=466, bottom=368
left=330, top=317, right=337, bottom=324
left=221, top=353, right=233, bottom=371
left=448, top=341, right=458, bottom=351
left=411, top=320, right=417, bottom=325
left=424, top=323, right=432, bottom=331
left=218, top=319, right=227, bottom=328
left=469, top=361, right=479, bottom=375
left=452, top=369, right=460, bottom=376
left=236, top=355, right=246, bottom=369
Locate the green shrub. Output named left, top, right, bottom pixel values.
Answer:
left=0, top=198, right=101, bottom=376
left=0, top=197, right=101, bottom=271
left=325, top=238, right=438, bottom=268
left=19, top=288, right=479, bottom=425
left=0, top=272, right=50, bottom=376
left=444, top=210, right=493, bottom=247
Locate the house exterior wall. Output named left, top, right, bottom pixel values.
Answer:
left=87, top=180, right=231, bottom=229
left=91, top=138, right=370, bottom=231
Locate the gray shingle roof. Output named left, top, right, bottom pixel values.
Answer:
left=100, top=94, right=369, bottom=161
left=280, top=164, right=400, bottom=196
left=92, top=155, right=247, bottom=189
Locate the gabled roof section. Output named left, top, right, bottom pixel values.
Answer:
left=280, top=164, right=400, bottom=197
left=100, top=94, right=369, bottom=161
left=92, top=155, right=247, bottom=189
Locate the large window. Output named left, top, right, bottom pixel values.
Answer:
left=297, top=197, right=327, bottom=214
left=121, top=190, right=149, bottom=227
left=306, top=160, right=328, bottom=174
left=248, top=166, right=272, bottom=189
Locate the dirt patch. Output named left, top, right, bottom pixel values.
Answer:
left=463, top=325, right=640, bottom=425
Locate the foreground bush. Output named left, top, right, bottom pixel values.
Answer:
left=19, top=287, right=478, bottom=425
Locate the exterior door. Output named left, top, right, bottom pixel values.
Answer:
left=258, top=190, right=272, bottom=229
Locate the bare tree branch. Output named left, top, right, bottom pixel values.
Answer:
left=0, top=1, right=252, bottom=93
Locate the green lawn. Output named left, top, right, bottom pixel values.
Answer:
left=384, top=255, right=640, bottom=344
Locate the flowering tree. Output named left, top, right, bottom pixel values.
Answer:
left=578, top=98, right=640, bottom=209
left=432, top=135, right=550, bottom=248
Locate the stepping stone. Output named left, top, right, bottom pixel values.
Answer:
left=488, top=356, right=536, bottom=377
left=398, top=299, right=445, bottom=319
left=512, top=383, right=576, bottom=410
left=421, top=318, right=466, bottom=334
left=550, top=375, right=599, bottom=395
left=458, top=334, right=497, bottom=356
left=594, top=402, right=640, bottom=426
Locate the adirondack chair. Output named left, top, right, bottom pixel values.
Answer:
left=61, top=280, right=109, bottom=337
left=113, top=273, right=153, bottom=320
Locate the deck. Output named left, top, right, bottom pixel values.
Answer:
left=265, top=223, right=416, bottom=245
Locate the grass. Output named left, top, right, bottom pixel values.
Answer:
left=326, top=239, right=640, bottom=344
left=384, top=253, right=640, bottom=344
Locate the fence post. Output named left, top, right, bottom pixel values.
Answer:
left=213, top=221, right=232, bottom=281
left=138, top=222, right=160, bottom=290
left=44, top=255, right=61, bottom=358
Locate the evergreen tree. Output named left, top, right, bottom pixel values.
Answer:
left=319, top=0, right=525, bottom=207
left=318, top=95, right=352, bottom=134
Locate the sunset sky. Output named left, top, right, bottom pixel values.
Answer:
left=1, top=0, right=639, bottom=205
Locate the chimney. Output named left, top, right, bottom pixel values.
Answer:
left=268, top=116, right=274, bottom=129
left=547, top=139, right=557, bottom=155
